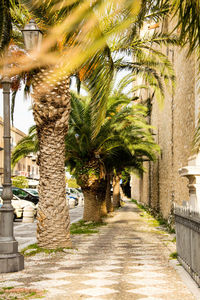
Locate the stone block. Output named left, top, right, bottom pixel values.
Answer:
left=0, top=253, right=24, bottom=273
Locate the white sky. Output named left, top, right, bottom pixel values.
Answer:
left=0, top=88, right=35, bottom=134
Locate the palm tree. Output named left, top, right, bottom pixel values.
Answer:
left=5, top=1, right=80, bottom=248
left=66, top=86, right=159, bottom=221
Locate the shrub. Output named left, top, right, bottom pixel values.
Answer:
left=12, top=176, right=28, bottom=188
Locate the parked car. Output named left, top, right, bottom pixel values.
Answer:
left=0, top=187, right=39, bottom=205
left=66, top=195, right=76, bottom=209
left=70, top=188, right=84, bottom=205
left=74, top=188, right=84, bottom=203
left=66, top=188, right=79, bottom=206
left=12, top=187, right=38, bottom=205
left=0, top=194, right=36, bottom=220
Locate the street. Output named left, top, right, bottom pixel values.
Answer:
left=14, top=206, right=83, bottom=250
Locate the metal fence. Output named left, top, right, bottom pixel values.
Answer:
left=175, top=206, right=200, bottom=286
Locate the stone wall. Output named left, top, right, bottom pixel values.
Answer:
left=139, top=42, right=196, bottom=221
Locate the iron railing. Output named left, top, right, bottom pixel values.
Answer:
left=175, top=206, right=200, bottom=286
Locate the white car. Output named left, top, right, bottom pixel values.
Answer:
left=66, top=188, right=79, bottom=206
left=0, top=195, right=37, bottom=220
left=66, top=196, right=76, bottom=209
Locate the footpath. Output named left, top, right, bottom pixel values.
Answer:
left=0, top=201, right=200, bottom=300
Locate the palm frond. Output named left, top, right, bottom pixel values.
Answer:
left=11, top=126, right=38, bottom=167
left=171, top=0, right=200, bottom=55
left=11, top=89, right=17, bottom=125
left=0, top=0, right=12, bottom=54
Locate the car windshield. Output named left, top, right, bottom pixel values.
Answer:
left=12, top=188, right=28, bottom=198
left=25, top=189, right=38, bottom=196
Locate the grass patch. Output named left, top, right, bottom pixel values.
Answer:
left=132, top=199, right=146, bottom=211
left=170, top=252, right=178, bottom=259
left=70, top=220, right=107, bottom=235
left=120, top=200, right=126, bottom=207
left=26, top=292, right=37, bottom=297
left=131, top=199, right=175, bottom=234
left=21, top=243, right=72, bottom=257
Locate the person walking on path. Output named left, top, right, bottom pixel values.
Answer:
left=0, top=201, right=198, bottom=299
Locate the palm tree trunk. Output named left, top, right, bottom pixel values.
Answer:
left=37, top=126, right=71, bottom=248
left=100, top=197, right=107, bottom=217
left=32, top=68, right=71, bottom=249
left=99, top=179, right=107, bottom=217
left=105, top=174, right=113, bottom=212
left=113, top=174, right=121, bottom=208
left=82, top=188, right=102, bottom=222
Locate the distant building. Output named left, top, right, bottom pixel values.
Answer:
left=0, top=117, right=39, bottom=186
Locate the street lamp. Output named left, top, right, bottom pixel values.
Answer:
left=0, top=19, right=42, bottom=273
left=21, top=19, right=43, bottom=52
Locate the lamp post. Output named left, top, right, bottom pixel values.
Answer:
left=0, top=19, right=42, bottom=273
left=0, top=75, right=24, bottom=272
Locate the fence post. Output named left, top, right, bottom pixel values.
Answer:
left=179, top=155, right=200, bottom=211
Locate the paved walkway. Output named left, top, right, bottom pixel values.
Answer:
left=0, top=201, right=199, bottom=299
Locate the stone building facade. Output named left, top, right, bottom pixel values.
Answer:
left=131, top=21, right=198, bottom=221
left=0, top=116, right=39, bottom=186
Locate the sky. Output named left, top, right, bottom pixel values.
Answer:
left=0, top=88, right=35, bottom=134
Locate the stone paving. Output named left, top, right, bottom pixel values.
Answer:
left=0, top=202, right=198, bottom=299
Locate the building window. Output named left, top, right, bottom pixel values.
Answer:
left=28, top=165, right=30, bottom=174
left=32, top=166, right=34, bottom=175
left=18, top=163, right=21, bottom=171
